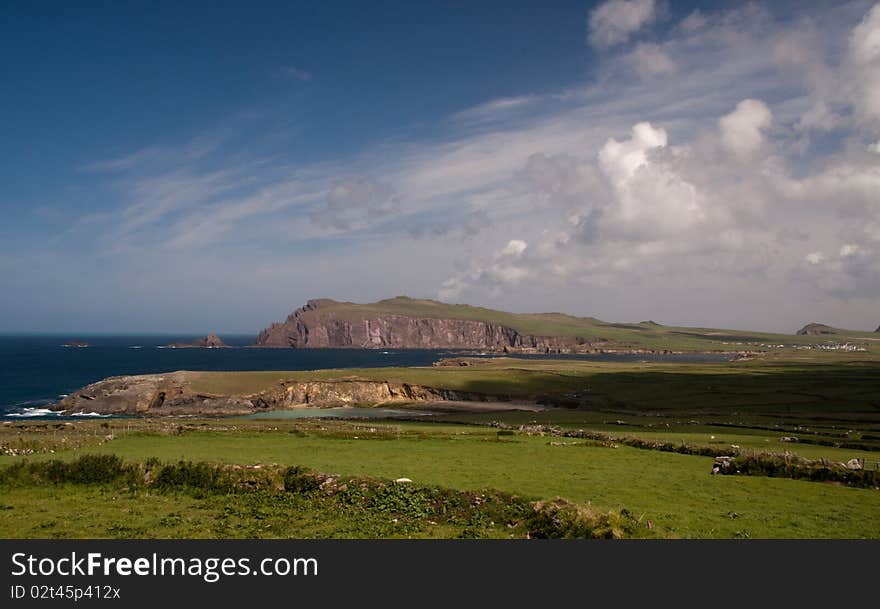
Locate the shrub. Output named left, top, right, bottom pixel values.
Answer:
left=282, top=466, right=320, bottom=494
left=64, top=454, right=128, bottom=484
left=154, top=461, right=231, bottom=493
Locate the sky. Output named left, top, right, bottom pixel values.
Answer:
left=1, top=0, right=879, bottom=334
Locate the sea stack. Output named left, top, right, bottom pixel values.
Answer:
left=165, top=333, right=229, bottom=348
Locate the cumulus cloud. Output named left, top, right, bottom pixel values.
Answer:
left=588, top=0, right=657, bottom=48
left=718, top=99, right=773, bottom=159
left=439, top=239, right=530, bottom=300
left=61, top=1, right=880, bottom=332
left=310, top=177, right=400, bottom=231
left=797, top=241, right=880, bottom=299
left=847, top=3, right=880, bottom=127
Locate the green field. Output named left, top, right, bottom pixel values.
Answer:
left=2, top=420, right=878, bottom=538
left=2, top=352, right=879, bottom=539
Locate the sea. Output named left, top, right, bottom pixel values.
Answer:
left=0, top=335, right=737, bottom=419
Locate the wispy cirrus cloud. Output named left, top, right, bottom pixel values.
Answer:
left=66, top=0, right=880, bottom=333
left=588, top=0, right=657, bottom=48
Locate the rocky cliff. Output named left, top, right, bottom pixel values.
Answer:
left=52, top=372, right=495, bottom=416
left=254, top=299, right=595, bottom=352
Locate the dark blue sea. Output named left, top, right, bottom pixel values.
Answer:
left=0, top=335, right=736, bottom=418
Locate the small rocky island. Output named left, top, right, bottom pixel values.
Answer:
left=163, top=333, right=229, bottom=349
left=61, top=341, right=90, bottom=348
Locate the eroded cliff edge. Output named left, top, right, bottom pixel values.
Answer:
left=254, top=299, right=598, bottom=352
left=52, top=371, right=496, bottom=416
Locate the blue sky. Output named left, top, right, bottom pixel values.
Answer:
left=2, top=1, right=879, bottom=333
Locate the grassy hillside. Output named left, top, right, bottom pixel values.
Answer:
left=311, top=296, right=879, bottom=352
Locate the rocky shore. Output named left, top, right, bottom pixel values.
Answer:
left=51, top=372, right=499, bottom=416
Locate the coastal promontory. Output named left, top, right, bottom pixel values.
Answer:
left=253, top=297, right=604, bottom=352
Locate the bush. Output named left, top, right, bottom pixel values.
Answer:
left=282, top=466, right=320, bottom=494
left=64, top=454, right=128, bottom=484
left=154, top=461, right=231, bottom=493
left=0, top=455, right=133, bottom=486
left=731, top=454, right=880, bottom=488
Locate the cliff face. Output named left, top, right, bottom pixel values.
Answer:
left=254, top=299, right=592, bottom=351
left=53, top=372, right=492, bottom=416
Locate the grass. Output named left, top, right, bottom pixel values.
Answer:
left=188, top=353, right=880, bottom=423
left=0, top=456, right=631, bottom=539
left=3, top=351, right=878, bottom=539
left=3, top=421, right=878, bottom=538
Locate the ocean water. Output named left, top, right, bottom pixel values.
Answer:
left=0, top=335, right=448, bottom=418
left=0, top=335, right=736, bottom=418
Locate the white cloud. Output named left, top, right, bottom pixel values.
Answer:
left=439, top=239, right=530, bottom=300
left=310, top=177, right=400, bottom=231
left=501, top=239, right=528, bottom=256
left=598, top=121, right=667, bottom=182
left=847, top=3, right=880, bottom=127
left=451, top=95, right=540, bottom=123
left=718, top=99, right=773, bottom=159
left=588, top=0, right=657, bottom=48
left=63, top=2, right=880, bottom=332
left=627, top=43, right=676, bottom=78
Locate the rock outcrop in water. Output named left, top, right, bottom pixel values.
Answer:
left=254, top=299, right=597, bottom=352
left=165, top=333, right=229, bottom=349
left=52, top=372, right=495, bottom=416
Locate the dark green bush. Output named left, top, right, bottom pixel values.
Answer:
left=64, top=454, right=127, bottom=484
left=0, top=455, right=132, bottom=486
left=282, top=466, right=320, bottom=493
left=154, top=461, right=231, bottom=492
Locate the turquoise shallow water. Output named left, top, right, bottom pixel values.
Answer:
left=0, top=335, right=735, bottom=418
left=242, top=407, right=435, bottom=419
